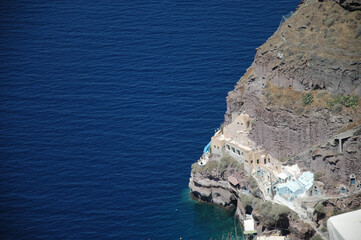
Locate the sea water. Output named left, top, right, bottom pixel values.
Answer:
left=0, top=1, right=299, bottom=239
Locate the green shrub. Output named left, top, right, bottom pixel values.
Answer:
left=314, top=202, right=325, bottom=215
left=332, top=207, right=343, bottom=216
left=329, top=37, right=336, bottom=43
left=247, top=175, right=258, bottom=189
left=205, top=160, right=219, bottom=173
left=191, top=162, right=201, bottom=174
left=260, top=202, right=292, bottom=222
left=192, top=155, right=240, bottom=175
left=191, top=160, right=219, bottom=174
left=312, top=234, right=322, bottom=240
left=339, top=95, right=359, bottom=107
left=251, top=119, right=256, bottom=127
left=316, top=90, right=327, bottom=98
left=219, top=155, right=238, bottom=174
left=327, top=95, right=359, bottom=109
left=321, top=225, right=328, bottom=232
left=331, top=103, right=342, bottom=113
left=240, top=194, right=260, bottom=209
left=314, top=172, right=323, bottom=181
left=326, top=18, right=335, bottom=27
left=355, top=26, right=361, bottom=39
left=290, top=211, right=298, bottom=221
left=302, top=92, right=314, bottom=106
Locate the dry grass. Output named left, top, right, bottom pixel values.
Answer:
left=263, top=83, right=361, bottom=117
left=338, top=117, right=361, bottom=133
left=263, top=83, right=302, bottom=111
left=237, top=66, right=254, bottom=95
left=263, top=83, right=332, bottom=114
left=243, top=66, right=254, bottom=81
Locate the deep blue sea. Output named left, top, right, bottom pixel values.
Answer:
left=0, top=1, right=299, bottom=239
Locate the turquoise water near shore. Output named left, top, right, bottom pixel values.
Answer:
left=179, top=189, right=243, bottom=240
left=0, top=0, right=299, bottom=239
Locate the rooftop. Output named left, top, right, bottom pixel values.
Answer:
left=278, top=179, right=303, bottom=193
left=278, top=172, right=288, bottom=180
left=298, top=172, right=314, bottom=190
left=228, top=176, right=239, bottom=186
left=243, top=216, right=257, bottom=235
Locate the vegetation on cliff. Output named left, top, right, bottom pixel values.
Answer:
left=238, top=193, right=301, bottom=236
left=191, top=155, right=243, bottom=175
left=264, top=82, right=360, bottom=115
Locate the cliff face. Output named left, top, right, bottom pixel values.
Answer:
left=289, top=127, right=361, bottom=194
left=190, top=0, right=361, bottom=239
left=224, top=0, right=361, bottom=186
left=189, top=161, right=249, bottom=207
left=189, top=173, right=236, bottom=207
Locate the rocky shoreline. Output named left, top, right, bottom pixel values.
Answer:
left=189, top=164, right=361, bottom=239
left=189, top=165, right=316, bottom=239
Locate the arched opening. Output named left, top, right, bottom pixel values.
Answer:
left=351, top=178, right=356, bottom=185
left=350, top=174, right=356, bottom=185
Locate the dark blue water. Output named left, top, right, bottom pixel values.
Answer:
left=0, top=1, right=299, bottom=239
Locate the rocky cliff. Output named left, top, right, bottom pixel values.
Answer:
left=190, top=0, right=361, bottom=239
left=225, top=0, right=361, bottom=187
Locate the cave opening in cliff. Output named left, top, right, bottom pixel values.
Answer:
left=245, top=205, right=253, bottom=215
left=312, top=84, right=325, bottom=90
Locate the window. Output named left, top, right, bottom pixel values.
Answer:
left=237, top=150, right=241, bottom=155
left=264, top=158, right=266, bottom=164
left=214, top=145, right=216, bottom=148
left=232, top=147, right=235, bottom=153
left=268, top=158, right=270, bottom=163
left=226, top=144, right=230, bottom=150
left=257, top=159, right=259, bottom=164
left=251, top=160, right=253, bottom=164
left=245, top=160, right=248, bottom=163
